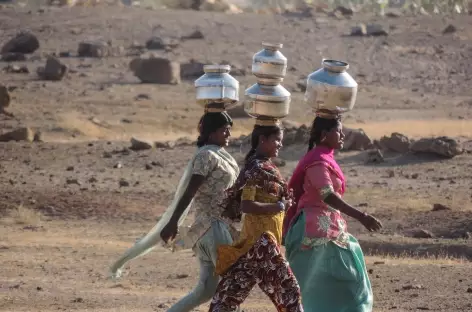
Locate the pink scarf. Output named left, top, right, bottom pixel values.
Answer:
left=282, top=146, right=345, bottom=239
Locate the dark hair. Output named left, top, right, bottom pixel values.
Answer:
left=196, top=111, right=233, bottom=147
left=245, top=124, right=283, bottom=161
left=308, top=116, right=341, bottom=151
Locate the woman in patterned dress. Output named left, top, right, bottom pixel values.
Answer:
left=282, top=114, right=383, bottom=312
left=157, top=111, right=241, bottom=312
left=208, top=123, right=304, bottom=312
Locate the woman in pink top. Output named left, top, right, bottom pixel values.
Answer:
left=282, top=114, right=382, bottom=312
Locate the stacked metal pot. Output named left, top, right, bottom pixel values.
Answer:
left=194, top=64, right=239, bottom=111
left=244, top=42, right=291, bottom=124
left=193, top=45, right=358, bottom=122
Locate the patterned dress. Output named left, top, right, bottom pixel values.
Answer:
left=209, top=155, right=303, bottom=312
left=177, top=146, right=239, bottom=249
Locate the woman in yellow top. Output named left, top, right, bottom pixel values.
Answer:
left=209, top=123, right=304, bottom=312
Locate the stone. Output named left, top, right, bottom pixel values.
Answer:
left=37, top=56, right=68, bottom=81
left=412, top=229, right=434, bottom=239
left=181, top=29, right=205, bottom=40
left=119, top=179, right=130, bottom=187
left=155, top=141, right=176, bottom=149
left=130, top=137, right=153, bottom=151
left=77, top=41, right=109, bottom=58
left=134, top=93, right=151, bottom=100
left=410, top=137, right=463, bottom=158
left=332, top=5, right=354, bottom=16
left=180, top=59, right=205, bottom=79
left=198, top=0, right=241, bottom=13
left=220, top=60, right=246, bottom=76
left=379, top=132, right=410, bottom=153
left=350, top=23, right=388, bottom=36
left=343, top=127, right=373, bottom=151
left=296, top=77, right=307, bottom=92
left=402, top=284, right=424, bottom=290
left=145, top=36, right=179, bottom=50
left=4, top=64, right=29, bottom=74
left=1, top=52, right=27, bottom=62
left=350, top=24, right=367, bottom=36
left=365, top=149, right=384, bottom=164
left=66, top=178, right=80, bottom=185
left=443, top=24, right=457, bottom=34
left=130, top=57, right=180, bottom=84
left=432, top=203, right=451, bottom=211
left=0, top=127, right=35, bottom=142
left=1, top=32, right=39, bottom=54
left=0, top=84, right=11, bottom=110
left=227, top=105, right=248, bottom=119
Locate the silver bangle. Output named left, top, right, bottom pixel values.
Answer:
left=277, top=201, right=285, bottom=211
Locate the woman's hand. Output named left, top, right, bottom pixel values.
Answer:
left=280, top=197, right=293, bottom=211
left=160, top=221, right=178, bottom=243
left=359, top=214, right=382, bottom=232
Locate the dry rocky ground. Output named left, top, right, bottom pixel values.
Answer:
left=1, top=3, right=472, bottom=312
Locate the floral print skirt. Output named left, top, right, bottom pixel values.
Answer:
left=209, top=232, right=303, bottom=312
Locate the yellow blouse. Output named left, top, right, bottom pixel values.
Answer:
left=215, top=182, right=285, bottom=275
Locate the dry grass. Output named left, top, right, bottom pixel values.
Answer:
left=366, top=253, right=468, bottom=266
left=8, top=204, right=42, bottom=225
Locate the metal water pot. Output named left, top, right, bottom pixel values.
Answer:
left=252, top=42, right=287, bottom=79
left=244, top=77, right=291, bottom=119
left=195, top=64, right=240, bottom=110
left=305, top=59, right=358, bottom=114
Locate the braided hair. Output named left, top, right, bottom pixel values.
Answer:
left=196, top=111, right=233, bottom=147
left=244, top=124, right=283, bottom=162
left=307, top=116, right=341, bottom=151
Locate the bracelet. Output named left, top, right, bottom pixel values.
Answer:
left=277, top=201, right=285, bottom=211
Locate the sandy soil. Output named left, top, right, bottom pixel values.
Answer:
left=1, top=4, right=472, bottom=312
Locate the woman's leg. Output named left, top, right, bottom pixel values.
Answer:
left=167, top=257, right=219, bottom=312
left=208, top=256, right=257, bottom=312
left=167, top=221, right=234, bottom=312
left=254, top=233, right=304, bottom=312
left=209, top=233, right=303, bottom=312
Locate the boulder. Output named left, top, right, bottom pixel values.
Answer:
left=410, top=136, right=463, bottom=158
left=37, top=56, right=68, bottom=81
left=379, top=132, right=410, bottom=153
left=77, top=41, right=109, bottom=58
left=1, top=32, right=39, bottom=54
left=342, top=127, right=373, bottom=151
left=131, top=57, right=180, bottom=85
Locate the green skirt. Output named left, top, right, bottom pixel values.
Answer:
left=285, top=212, right=373, bottom=312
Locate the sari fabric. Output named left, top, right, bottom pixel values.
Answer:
left=210, top=155, right=303, bottom=312
left=283, top=146, right=373, bottom=312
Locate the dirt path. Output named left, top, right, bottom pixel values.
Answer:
left=2, top=219, right=472, bottom=312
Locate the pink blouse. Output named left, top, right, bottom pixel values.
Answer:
left=297, top=163, right=349, bottom=248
